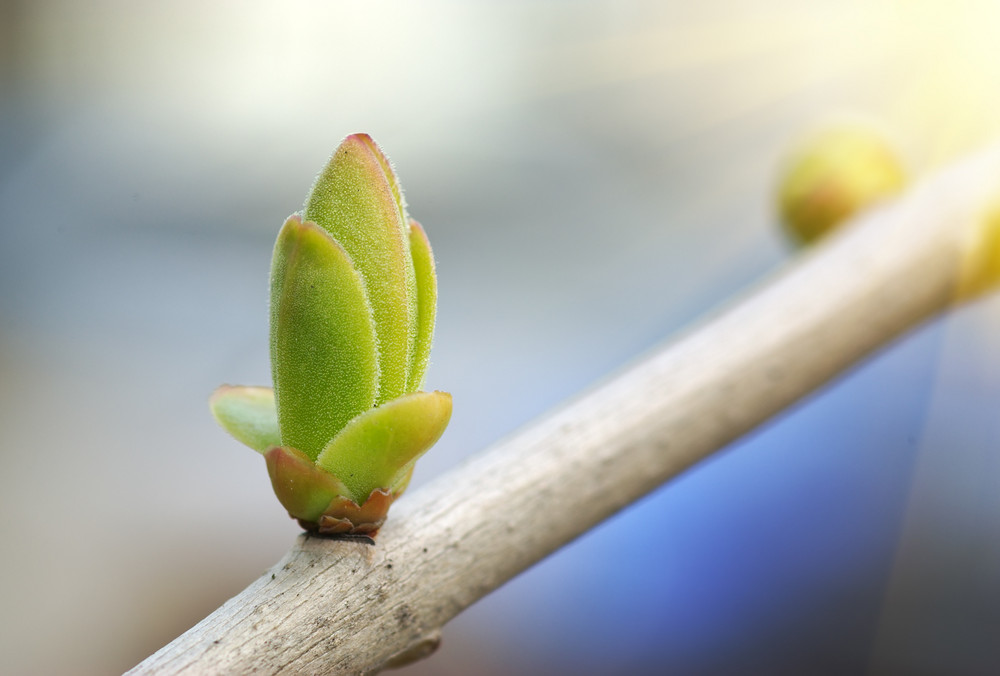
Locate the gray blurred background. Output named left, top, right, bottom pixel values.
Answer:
left=2, top=1, right=1000, bottom=674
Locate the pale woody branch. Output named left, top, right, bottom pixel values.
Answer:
left=129, top=146, right=1000, bottom=675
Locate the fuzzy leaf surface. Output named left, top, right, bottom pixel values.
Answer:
left=270, top=215, right=379, bottom=460
left=303, top=134, right=417, bottom=405
left=316, top=390, right=452, bottom=501
left=407, top=220, right=437, bottom=391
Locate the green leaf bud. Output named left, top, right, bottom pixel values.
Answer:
left=211, top=134, right=449, bottom=536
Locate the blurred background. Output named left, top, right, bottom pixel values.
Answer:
left=2, top=0, right=1000, bottom=673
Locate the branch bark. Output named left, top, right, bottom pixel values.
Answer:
left=130, top=147, right=1000, bottom=675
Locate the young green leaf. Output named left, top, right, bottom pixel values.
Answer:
left=209, top=385, right=280, bottom=453
left=316, top=390, right=452, bottom=501
left=407, top=220, right=437, bottom=391
left=303, top=134, right=418, bottom=406
left=270, top=215, right=379, bottom=460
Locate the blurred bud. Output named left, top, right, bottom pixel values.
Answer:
left=211, top=134, right=450, bottom=536
left=956, top=205, right=1000, bottom=301
left=777, top=123, right=907, bottom=244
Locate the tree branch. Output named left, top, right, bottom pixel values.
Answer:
left=129, top=147, right=1000, bottom=675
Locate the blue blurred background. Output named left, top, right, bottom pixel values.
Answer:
left=2, top=1, right=1000, bottom=674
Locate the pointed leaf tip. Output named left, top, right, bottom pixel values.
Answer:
left=352, top=133, right=406, bottom=218
left=209, top=385, right=281, bottom=453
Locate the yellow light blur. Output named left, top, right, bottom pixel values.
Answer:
left=879, top=0, right=1000, bottom=165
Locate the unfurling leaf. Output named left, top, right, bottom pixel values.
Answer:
left=209, top=385, right=280, bottom=454
left=317, top=390, right=452, bottom=502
